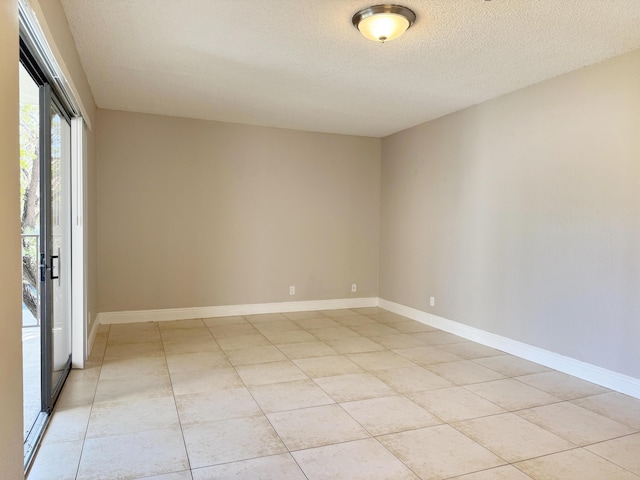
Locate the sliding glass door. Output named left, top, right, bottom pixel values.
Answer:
left=41, top=85, right=72, bottom=404
left=21, top=53, right=72, bottom=466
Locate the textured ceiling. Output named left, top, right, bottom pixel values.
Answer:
left=60, top=0, right=640, bottom=137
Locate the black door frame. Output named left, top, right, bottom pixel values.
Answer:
left=39, top=83, right=72, bottom=413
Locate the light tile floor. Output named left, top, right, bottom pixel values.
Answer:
left=27, top=308, right=640, bottom=480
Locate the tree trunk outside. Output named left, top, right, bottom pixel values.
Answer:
left=22, top=143, right=39, bottom=232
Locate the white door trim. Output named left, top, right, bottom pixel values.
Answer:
left=70, top=117, right=86, bottom=368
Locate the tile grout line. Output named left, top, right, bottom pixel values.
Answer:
left=216, top=314, right=312, bottom=480
left=74, top=323, right=109, bottom=480
left=582, top=437, right=640, bottom=477
left=161, top=320, right=196, bottom=478
left=30, top=308, right=640, bottom=479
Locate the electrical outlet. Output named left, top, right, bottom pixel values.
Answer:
left=289, top=286, right=295, bottom=295
left=351, top=283, right=357, bottom=293
left=430, top=296, right=435, bottom=307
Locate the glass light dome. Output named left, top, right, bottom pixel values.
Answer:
left=352, top=5, right=416, bottom=43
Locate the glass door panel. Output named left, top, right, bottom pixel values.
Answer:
left=19, top=62, right=42, bottom=443
left=49, top=101, right=72, bottom=396
left=40, top=86, right=72, bottom=406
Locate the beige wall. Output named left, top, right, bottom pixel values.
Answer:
left=381, top=49, right=640, bottom=379
left=97, top=110, right=381, bottom=312
left=0, top=1, right=24, bottom=478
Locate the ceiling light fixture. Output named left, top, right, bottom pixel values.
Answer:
left=352, top=4, right=416, bottom=43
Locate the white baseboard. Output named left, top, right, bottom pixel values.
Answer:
left=379, top=298, right=640, bottom=400
left=98, top=297, right=379, bottom=325
left=94, top=295, right=639, bottom=399
left=87, top=312, right=101, bottom=357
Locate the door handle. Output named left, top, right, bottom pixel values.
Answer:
left=40, top=253, right=60, bottom=280
left=50, top=254, right=59, bottom=280
left=40, top=253, right=47, bottom=282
